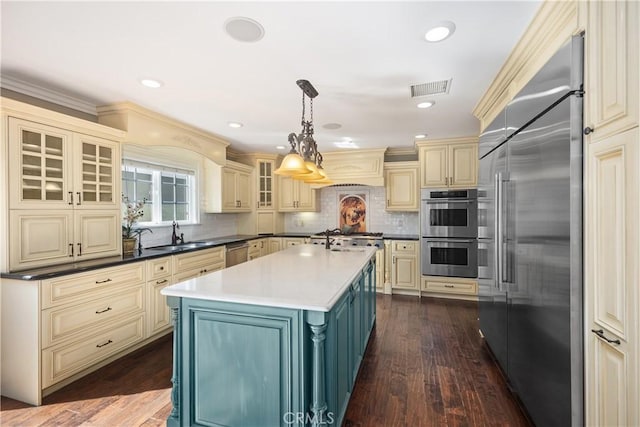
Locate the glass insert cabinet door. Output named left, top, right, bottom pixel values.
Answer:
left=9, top=118, right=73, bottom=209
left=74, top=134, right=119, bottom=208
left=8, top=118, right=120, bottom=210
left=257, top=160, right=274, bottom=209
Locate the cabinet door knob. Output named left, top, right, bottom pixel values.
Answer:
left=583, top=126, right=594, bottom=135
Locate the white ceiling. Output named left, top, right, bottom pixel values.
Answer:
left=1, top=1, right=540, bottom=154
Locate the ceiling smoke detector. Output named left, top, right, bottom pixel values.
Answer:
left=224, top=17, right=265, bottom=43
left=410, top=79, right=452, bottom=97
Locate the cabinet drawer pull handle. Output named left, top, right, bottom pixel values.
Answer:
left=156, top=279, right=168, bottom=285
left=591, top=329, right=621, bottom=345
left=69, top=243, right=74, bottom=257
left=68, top=192, right=74, bottom=205
left=95, top=307, right=112, bottom=314
left=444, top=284, right=455, bottom=288
left=392, top=256, right=396, bottom=264
left=96, top=339, right=113, bottom=348
left=76, top=191, right=82, bottom=205
left=95, top=278, right=112, bottom=284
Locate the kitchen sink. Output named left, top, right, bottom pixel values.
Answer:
left=145, top=241, right=213, bottom=252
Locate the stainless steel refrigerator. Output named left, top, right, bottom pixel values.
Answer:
left=478, top=35, right=584, bottom=427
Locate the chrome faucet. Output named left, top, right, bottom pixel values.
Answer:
left=171, top=221, right=184, bottom=245
left=324, top=228, right=341, bottom=249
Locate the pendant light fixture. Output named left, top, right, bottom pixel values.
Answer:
left=274, top=80, right=332, bottom=184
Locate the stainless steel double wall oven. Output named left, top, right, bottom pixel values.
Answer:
left=421, top=188, right=478, bottom=278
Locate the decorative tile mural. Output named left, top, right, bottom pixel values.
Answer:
left=284, top=185, right=419, bottom=234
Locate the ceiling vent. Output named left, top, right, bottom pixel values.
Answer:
left=410, top=79, right=452, bottom=97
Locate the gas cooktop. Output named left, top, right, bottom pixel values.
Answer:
left=312, top=230, right=383, bottom=238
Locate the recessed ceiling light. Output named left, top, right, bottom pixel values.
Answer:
left=224, top=17, right=265, bottom=43
left=140, top=78, right=163, bottom=88
left=417, top=101, right=435, bottom=109
left=227, top=122, right=243, bottom=128
left=334, top=140, right=359, bottom=149
left=276, top=145, right=286, bottom=150
left=415, top=134, right=427, bottom=139
left=425, top=21, right=456, bottom=42
left=322, top=123, right=342, bottom=130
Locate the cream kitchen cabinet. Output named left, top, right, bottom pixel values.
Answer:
left=584, top=2, right=639, bottom=425
left=221, top=162, right=252, bottom=212
left=256, top=158, right=276, bottom=209
left=172, top=246, right=226, bottom=282
left=267, top=237, right=282, bottom=254
left=2, top=100, right=124, bottom=271
left=146, top=257, right=173, bottom=336
left=418, top=138, right=478, bottom=189
left=248, top=238, right=267, bottom=261
left=282, top=237, right=306, bottom=247
left=1, top=262, right=147, bottom=405
left=586, top=0, right=638, bottom=142
left=8, top=117, right=120, bottom=210
left=277, top=175, right=319, bottom=212
left=389, top=240, right=419, bottom=292
left=204, top=160, right=253, bottom=213
left=421, top=276, right=478, bottom=300
left=9, top=207, right=120, bottom=271
left=375, top=248, right=385, bottom=293
left=384, top=161, right=419, bottom=211
left=585, top=128, right=639, bottom=426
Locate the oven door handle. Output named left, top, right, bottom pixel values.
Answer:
left=425, top=199, right=474, bottom=204
left=424, top=239, right=476, bottom=244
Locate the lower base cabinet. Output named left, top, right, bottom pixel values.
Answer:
left=421, top=275, right=478, bottom=299
left=166, top=258, right=376, bottom=427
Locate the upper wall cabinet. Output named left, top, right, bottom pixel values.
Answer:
left=417, top=138, right=478, bottom=189
left=586, top=0, right=639, bottom=142
left=384, top=161, right=419, bottom=212
left=277, top=175, right=319, bottom=212
left=8, top=118, right=120, bottom=210
left=256, top=158, right=276, bottom=210
left=204, top=160, right=253, bottom=213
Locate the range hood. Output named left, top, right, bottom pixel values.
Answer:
left=312, top=148, right=387, bottom=188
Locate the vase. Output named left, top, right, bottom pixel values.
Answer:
left=122, top=237, right=137, bottom=255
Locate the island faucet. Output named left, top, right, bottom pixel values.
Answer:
left=324, top=228, right=341, bottom=249
left=171, top=221, right=184, bottom=245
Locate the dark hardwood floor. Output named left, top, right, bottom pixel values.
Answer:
left=1, top=295, right=530, bottom=426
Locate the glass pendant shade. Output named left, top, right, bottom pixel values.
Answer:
left=298, top=161, right=323, bottom=181
left=304, top=166, right=332, bottom=184
left=274, top=152, right=310, bottom=176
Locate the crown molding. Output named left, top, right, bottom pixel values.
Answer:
left=0, top=75, right=97, bottom=115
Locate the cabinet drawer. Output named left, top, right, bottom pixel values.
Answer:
left=42, top=283, right=145, bottom=348
left=42, top=314, right=145, bottom=388
left=173, top=247, right=225, bottom=274
left=41, top=263, right=145, bottom=309
left=392, top=241, right=417, bottom=253
left=248, top=240, right=261, bottom=251
left=173, top=263, right=224, bottom=283
left=147, top=257, right=172, bottom=280
left=422, top=278, right=477, bottom=295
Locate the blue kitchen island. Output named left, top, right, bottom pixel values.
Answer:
left=161, top=244, right=376, bottom=427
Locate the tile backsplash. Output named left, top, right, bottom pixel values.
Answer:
left=140, top=213, right=238, bottom=248
left=284, top=185, right=419, bottom=234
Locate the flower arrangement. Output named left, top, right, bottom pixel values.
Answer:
left=122, top=196, right=152, bottom=239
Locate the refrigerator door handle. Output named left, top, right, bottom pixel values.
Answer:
left=494, top=172, right=503, bottom=289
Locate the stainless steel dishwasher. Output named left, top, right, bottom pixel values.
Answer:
left=225, top=241, right=249, bottom=267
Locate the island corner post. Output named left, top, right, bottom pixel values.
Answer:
left=161, top=245, right=377, bottom=427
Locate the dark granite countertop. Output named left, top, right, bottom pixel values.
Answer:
left=2, top=234, right=263, bottom=280
left=2, top=232, right=420, bottom=280
left=383, top=234, right=420, bottom=241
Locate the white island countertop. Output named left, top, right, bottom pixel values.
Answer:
left=161, top=244, right=377, bottom=312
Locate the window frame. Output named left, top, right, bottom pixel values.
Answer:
left=122, top=160, right=199, bottom=227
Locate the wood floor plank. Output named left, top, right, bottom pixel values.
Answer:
left=1, top=296, right=530, bottom=426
